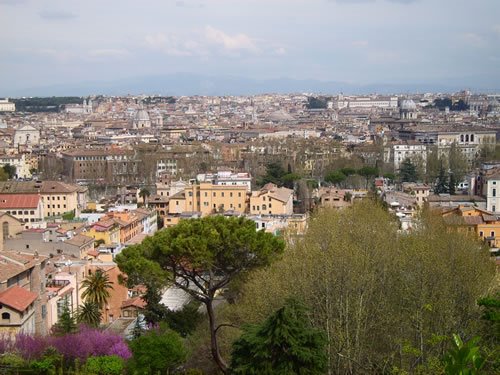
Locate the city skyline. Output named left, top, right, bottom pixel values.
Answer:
left=1, top=0, right=500, bottom=95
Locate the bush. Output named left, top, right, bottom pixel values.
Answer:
left=128, top=325, right=186, bottom=374
left=84, top=355, right=124, bottom=375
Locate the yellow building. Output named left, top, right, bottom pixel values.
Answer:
left=441, top=206, right=500, bottom=248
left=169, top=182, right=248, bottom=216
left=250, top=183, right=293, bottom=216
left=84, top=218, right=120, bottom=246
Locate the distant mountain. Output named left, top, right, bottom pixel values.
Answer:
left=5, top=73, right=499, bottom=97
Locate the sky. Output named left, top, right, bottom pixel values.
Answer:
left=1, top=0, right=500, bottom=94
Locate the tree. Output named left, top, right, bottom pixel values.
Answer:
left=116, top=216, right=285, bottom=373
left=449, top=173, right=457, bottom=195
left=448, top=142, right=468, bottom=183
left=435, top=164, right=449, bottom=194
left=139, top=187, right=151, bottom=207
left=357, top=166, right=379, bottom=188
left=260, top=161, right=286, bottom=186
left=128, top=325, right=187, bottom=375
left=324, top=170, right=346, bottom=186
left=81, top=269, right=113, bottom=310
left=0, top=168, right=7, bottom=181
left=84, top=355, right=124, bottom=375
left=399, top=158, right=418, bottom=182
left=230, top=202, right=496, bottom=374
left=2, top=164, right=16, bottom=179
left=53, top=303, right=76, bottom=335
left=76, top=301, right=102, bottom=327
left=231, top=299, right=327, bottom=374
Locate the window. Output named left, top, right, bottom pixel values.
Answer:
left=30, top=211, right=34, bottom=215
left=230, top=192, right=233, bottom=197
left=479, top=231, right=483, bottom=237
left=221, top=192, right=224, bottom=197
left=2, top=222, right=8, bottom=239
left=493, top=205, right=496, bottom=212
left=238, top=192, right=241, bottom=197
left=493, top=189, right=496, bottom=197
left=491, top=231, right=495, bottom=238
left=1, top=312, right=10, bottom=322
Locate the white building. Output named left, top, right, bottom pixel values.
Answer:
left=197, top=171, right=252, bottom=191
left=390, top=143, right=427, bottom=171
left=0, top=154, right=32, bottom=179
left=486, top=174, right=500, bottom=213
left=336, top=95, right=398, bottom=110
left=133, top=109, right=151, bottom=129
left=0, top=99, right=15, bottom=112
left=14, top=125, right=40, bottom=148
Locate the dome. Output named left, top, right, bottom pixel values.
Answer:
left=135, top=109, right=150, bottom=121
left=400, top=99, right=417, bottom=111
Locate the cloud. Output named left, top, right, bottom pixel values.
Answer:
left=145, top=33, right=204, bottom=57
left=274, top=47, right=286, bottom=55
left=461, top=32, right=487, bottom=47
left=87, top=49, right=130, bottom=59
left=204, top=26, right=259, bottom=54
left=175, top=0, right=204, bottom=8
left=38, top=10, right=77, bottom=20
left=352, top=40, right=369, bottom=47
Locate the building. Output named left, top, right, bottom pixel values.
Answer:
left=0, top=212, right=23, bottom=252
left=0, top=194, right=44, bottom=227
left=0, top=181, right=88, bottom=218
left=0, top=153, right=33, bottom=179
left=386, top=142, right=427, bottom=171
left=249, top=183, right=294, bottom=216
left=0, top=99, right=15, bottom=112
left=0, top=252, right=48, bottom=336
left=336, top=95, right=398, bottom=110
left=197, top=171, right=252, bottom=191
left=169, top=182, right=248, bottom=216
left=14, top=125, right=40, bottom=148
left=485, top=173, right=500, bottom=213
left=133, top=109, right=151, bottom=129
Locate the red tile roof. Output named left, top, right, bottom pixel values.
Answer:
left=0, top=286, right=37, bottom=312
left=0, top=194, right=40, bottom=209
left=121, top=296, right=146, bottom=309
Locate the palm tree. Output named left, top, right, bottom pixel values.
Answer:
left=76, top=301, right=102, bottom=327
left=81, top=269, right=113, bottom=309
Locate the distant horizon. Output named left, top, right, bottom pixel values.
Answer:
left=3, top=72, right=500, bottom=98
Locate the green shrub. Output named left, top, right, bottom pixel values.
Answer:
left=84, top=355, right=124, bottom=375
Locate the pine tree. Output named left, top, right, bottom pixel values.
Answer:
left=53, top=302, right=77, bottom=335
left=230, top=299, right=327, bottom=375
left=434, top=165, right=449, bottom=194
left=449, top=173, right=457, bottom=195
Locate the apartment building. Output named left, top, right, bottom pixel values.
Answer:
left=249, top=183, right=294, bottom=216
left=0, top=212, right=23, bottom=251
left=0, top=194, right=44, bottom=227
left=169, top=182, right=248, bottom=216
left=0, top=252, right=48, bottom=336
left=0, top=181, right=88, bottom=218
left=485, top=173, right=500, bottom=213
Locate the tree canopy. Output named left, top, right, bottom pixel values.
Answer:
left=229, top=202, right=496, bottom=374
left=116, top=215, right=285, bottom=373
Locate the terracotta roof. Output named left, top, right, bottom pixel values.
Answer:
left=0, top=181, right=84, bottom=194
left=121, top=296, right=146, bottom=309
left=65, top=234, right=94, bottom=247
left=0, top=286, right=37, bottom=312
left=0, top=194, right=40, bottom=209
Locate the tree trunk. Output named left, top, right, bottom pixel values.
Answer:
left=206, top=299, right=228, bottom=373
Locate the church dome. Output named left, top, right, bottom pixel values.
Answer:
left=400, top=99, right=417, bottom=111
left=135, top=109, right=150, bottom=121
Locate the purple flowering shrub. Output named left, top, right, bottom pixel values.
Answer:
left=0, top=326, right=131, bottom=363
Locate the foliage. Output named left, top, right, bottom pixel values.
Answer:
left=62, top=209, right=76, bottom=221
left=165, top=300, right=204, bottom=337
left=324, top=170, right=346, bottom=186
left=399, top=158, right=418, bottom=182
left=76, top=302, right=102, bottom=327
left=84, top=355, right=124, bottom=375
left=0, top=352, right=26, bottom=368
left=443, top=334, right=485, bottom=375
left=50, top=326, right=131, bottom=362
left=116, top=215, right=285, bottom=373
left=52, top=303, right=77, bottom=336
left=435, top=164, right=449, bottom=194
left=306, top=96, right=328, bottom=109
left=128, top=325, right=187, bottom=375
left=230, top=201, right=496, bottom=374
left=2, top=164, right=16, bottom=179
left=81, top=269, right=113, bottom=309
left=0, top=168, right=8, bottom=181
left=12, top=97, right=82, bottom=112
left=231, top=298, right=327, bottom=375
left=448, top=142, right=468, bottom=183
left=139, top=187, right=151, bottom=205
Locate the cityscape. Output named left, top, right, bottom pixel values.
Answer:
left=0, top=0, right=499, bottom=374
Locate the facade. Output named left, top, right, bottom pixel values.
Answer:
left=386, top=142, right=427, bottom=171
left=0, top=99, right=15, bottom=112
left=169, top=182, right=248, bottom=216
left=249, top=183, right=294, bottom=216
left=0, top=252, right=48, bottom=336
left=336, top=95, right=398, bottom=110
left=0, top=181, right=87, bottom=218
left=0, top=194, right=44, bottom=227
left=14, top=125, right=40, bottom=147
left=197, top=171, right=252, bottom=191
left=486, top=174, right=500, bottom=213
left=0, top=154, right=33, bottom=179
left=0, top=212, right=23, bottom=252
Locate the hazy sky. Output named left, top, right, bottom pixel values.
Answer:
left=1, top=0, right=500, bottom=93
